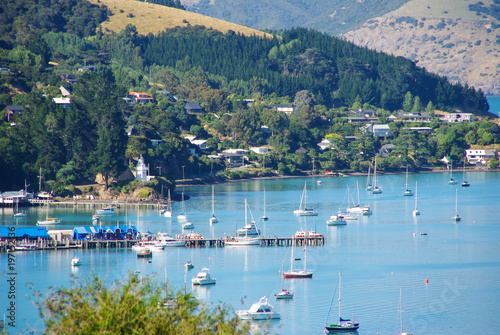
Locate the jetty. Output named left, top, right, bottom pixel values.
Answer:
left=1, top=235, right=324, bottom=252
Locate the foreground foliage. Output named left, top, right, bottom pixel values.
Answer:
left=34, top=273, right=251, bottom=334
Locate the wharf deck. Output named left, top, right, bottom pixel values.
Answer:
left=1, top=236, right=324, bottom=252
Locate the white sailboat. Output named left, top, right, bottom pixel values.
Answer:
left=37, top=204, right=61, bottom=225
left=162, top=189, right=172, bottom=218
left=14, top=199, right=26, bottom=217
left=209, top=185, right=218, bottom=224
left=449, top=161, right=457, bottom=185
left=325, top=271, right=359, bottom=332
left=412, top=181, right=420, bottom=216
left=366, top=165, right=373, bottom=191
left=261, top=186, right=268, bottom=221
left=372, top=158, right=383, bottom=194
left=275, top=260, right=293, bottom=299
left=452, top=188, right=461, bottom=222
left=461, top=161, right=470, bottom=187
left=227, top=199, right=261, bottom=245
left=293, top=181, right=318, bottom=216
left=403, top=165, right=413, bottom=196
left=346, top=182, right=370, bottom=216
left=177, top=192, right=187, bottom=221
left=396, top=288, right=413, bottom=335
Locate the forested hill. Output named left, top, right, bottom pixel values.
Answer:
left=0, top=0, right=495, bottom=193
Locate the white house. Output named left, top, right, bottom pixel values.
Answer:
left=53, top=97, right=71, bottom=108
left=267, top=104, right=294, bottom=115
left=441, top=113, right=473, bottom=123
left=250, top=146, right=271, bottom=154
left=465, top=149, right=497, bottom=165
left=192, top=139, right=207, bottom=150
left=317, top=139, right=333, bottom=151
left=223, top=148, right=249, bottom=155
left=365, top=124, right=391, bottom=138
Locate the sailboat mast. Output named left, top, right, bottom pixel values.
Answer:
left=415, top=182, right=418, bottom=209
left=400, top=287, right=403, bottom=334
left=356, top=181, right=360, bottom=206
left=212, top=185, right=215, bottom=215
left=263, top=187, right=266, bottom=217
left=338, top=271, right=342, bottom=320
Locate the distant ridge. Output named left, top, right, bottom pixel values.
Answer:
left=88, top=0, right=272, bottom=38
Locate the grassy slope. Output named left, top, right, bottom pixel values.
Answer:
left=87, top=0, right=272, bottom=38
left=343, top=0, right=500, bottom=95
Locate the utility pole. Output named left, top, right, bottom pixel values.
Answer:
left=156, top=166, right=162, bottom=176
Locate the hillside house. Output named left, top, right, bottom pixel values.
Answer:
left=77, top=65, right=95, bottom=72
left=397, top=111, right=432, bottom=122
left=317, top=139, right=333, bottom=151
left=267, top=104, right=294, bottom=115
left=53, top=97, right=71, bottom=108
left=61, top=74, right=78, bottom=84
left=441, top=113, right=473, bottom=123
left=465, top=149, right=497, bottom=165
left=365, top=124, right=391, bottom=138
left=6, top=105, right=24, bottom=122
left=129, top=92, right=154, bottom=104
left=250, top=146, right=271, bottom=154
left=185, top=102, right=203, bottom=114
left=60, top=86, right=71, bottom=96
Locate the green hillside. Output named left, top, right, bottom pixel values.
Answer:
left=0, top=0, right=498, bottom=196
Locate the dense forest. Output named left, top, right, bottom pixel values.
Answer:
left=0, top=0, right=498, bottom=196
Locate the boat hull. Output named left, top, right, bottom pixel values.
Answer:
left=325, top=323, right=359, bottom=331
left=283, top=271, right=313, bottom=279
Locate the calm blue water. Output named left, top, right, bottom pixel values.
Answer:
left=1, top=172, right=500, bottom=334
left=487, top=95, right=500, bottom=116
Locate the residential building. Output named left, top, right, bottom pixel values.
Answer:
left=365, top=124, right=391, bottom=138
left=185, top=102, right=203, bottom=114
left=53, top=97, right=71, bottom=108
left=192, top=140, right=208, bottom=150
left=267, top=104, right=294, bottom=115
left=60, top=86, right=71, bottom=96
left=129, top=92, right=154, bottom=104
left=250, top=146, right=271, bottom=154
left=441, top=113, right=474, bottom=123
left=6, top=105, right=24, bottom=122
left=317, top=139, right=333, bottom=151
left=397, top=111, right=432, bottom=122
left=465, top=149, right=497, bottom=165
left=135, top=155, right=154, bottom=181
left=61, top=74, right=78, bottom=84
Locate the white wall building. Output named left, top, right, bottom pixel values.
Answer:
left=465, top=149, right=497, bottom=165
left=135, top=155, right=154, bottom=181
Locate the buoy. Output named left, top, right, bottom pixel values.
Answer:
left=425, top=279, right=429, bottom=284
left=413, top=233, right=416, bottom=236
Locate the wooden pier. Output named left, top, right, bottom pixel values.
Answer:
left=28, top=199, right=165, bottom=210
left=2, top=236, right=323, bottom=252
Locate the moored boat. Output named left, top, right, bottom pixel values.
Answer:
left=96, top=206, right=115, bottom=215
left=191, top=267, right=216, bottom=285
left=71, top=257, right=81, bottom=266
left=293, top=182, right=318, bottom=216
left=236, top=296, right=280, bottom=320
left=325, top=271, right=359, bottom=332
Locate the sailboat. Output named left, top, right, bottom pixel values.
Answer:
left=452, top=188, right=461, bottom=222
left=293, top=181, right=318, bottom=216
left=14, top=199, right=26, bottom=217
left=209, top=185, right=218, bottom=224
left=461, top=161, right=470, bottom=187
left=346, top=182, right=370, bottom=216
left=366, top=165, right=373, bottom=191
left=325, top=271, right=359, bottom=332
left=162, top=189, right=172, bottom=217
left=412, top=181, right=420, bottom=216
left=403, top=165, right=413, bottom=196
left=283, top=242, right=313, bottom=278
left=275, top=260, right=293, bottom=299
left=177, top=192, right=187, bottom=221
left=37, top=204, right=61, bottom=225
left=226, top=199, right=261, bottom=245
left=396, top=288, right=413, bottom=335
left=448, top=161, right=457, bottom=185
left=372, top=158, right=383, bottom=194
left=261, top=186, right=268, bottom=221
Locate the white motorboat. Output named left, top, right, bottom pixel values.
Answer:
left=132, top=241, right=165, bottom=251
left=71, top=257, right=81, bottom=266
left=326, top=213, right=347, bottom=226
left=156, top=232, right=185, bottom=247
left=185, top=261, right=194, bottom=270
left=96, top=206, right=115, bottom=215
left=37, top=217, right=61, bottom=225
left=182, top=222, right=195, bottom=230
left=275, top=288, right=293, bottom=300
left=191, top=267, right=216, bottom=285
left=15, top=243, right=37, bottom=251
left=293, top=182, right=318, bottom=216
left=236, top=296, right=281, bottom=320
left=225, top=236, right=261, bottom=246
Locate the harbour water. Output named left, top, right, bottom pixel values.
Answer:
left=1, top=171, right=500, bottom=334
